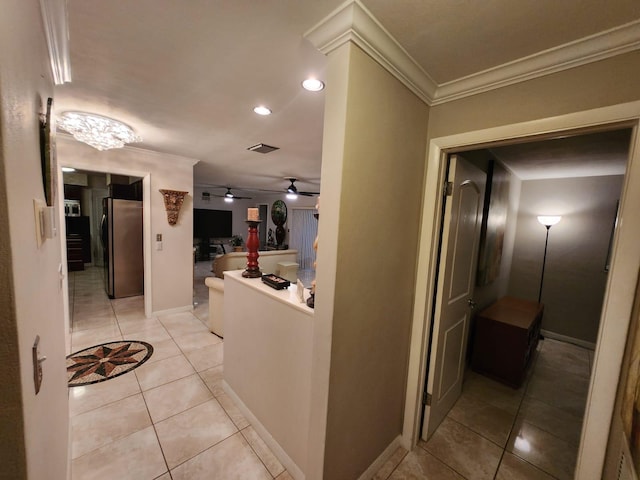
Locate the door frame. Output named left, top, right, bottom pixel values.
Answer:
left=402, top=100, right=640, bottom=480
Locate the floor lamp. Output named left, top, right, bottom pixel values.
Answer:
left=537, top=215, right=562, bottom=303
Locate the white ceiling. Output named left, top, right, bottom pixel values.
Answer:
left=54, top=0, right=640, bottom=195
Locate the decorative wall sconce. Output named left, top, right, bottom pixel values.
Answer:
left=159, top=189, right=188, bottom=225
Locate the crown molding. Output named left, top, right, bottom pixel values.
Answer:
left=38, top=0, right=71, bottom=85
left=304, top=0, right=437, bottom=105
left=432, top=19, right=640, bottom=105
left=305, top=2, right=640, bottom=107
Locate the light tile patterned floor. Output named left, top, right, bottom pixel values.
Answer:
left=68, top=263, right=291, bottom=480
left=69, top=263, right=589, bottom=479
left=377, top=337, right=590, bottom=479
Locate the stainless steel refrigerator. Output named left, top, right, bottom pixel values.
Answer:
left=101, top=198, right=144, bottom=298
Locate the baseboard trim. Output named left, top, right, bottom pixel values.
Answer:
left=540, top=329, right=596, bottom=350
left=356, top=435, right=404, bottom=480
left=222, top=381, right=305, bottom=480
left=152, top=304, right=193, bottom=317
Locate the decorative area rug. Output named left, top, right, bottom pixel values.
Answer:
left=66, top=340, right=153, bottom=387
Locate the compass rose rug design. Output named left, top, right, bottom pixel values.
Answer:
left=66, top=340, right=154, bottom=387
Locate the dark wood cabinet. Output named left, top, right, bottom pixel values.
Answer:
left=471, top=296, right=543, bottom=388
left=66, top=235, right=84, bottom=271
left=65, top=216, right=91, bottom=269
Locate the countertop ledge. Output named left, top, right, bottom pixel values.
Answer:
left=224, top=270, right=314, bottom=316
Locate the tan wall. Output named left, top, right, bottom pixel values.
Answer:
left=319, top=43, right=430, bottom=479
left=0, top=1, right=68, bottom=478
left=57, top=137, right=195, bottom=313
left=429, top=50, right=640, bottom=140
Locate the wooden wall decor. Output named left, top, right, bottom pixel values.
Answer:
left=159, top=189, right=188, bottom=225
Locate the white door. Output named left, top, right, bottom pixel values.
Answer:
left=422, top=154, right=486, bottom=440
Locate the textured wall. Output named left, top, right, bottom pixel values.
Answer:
left=57, top=137, right=195, bottom=313
left=0, top=1, right=68, bottom=478
left=318, top=43, right=430, bottom=479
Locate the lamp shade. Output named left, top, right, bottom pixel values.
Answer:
left=537, top=215, right=562, bottom=227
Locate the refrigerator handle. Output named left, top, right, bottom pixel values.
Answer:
left=100, top=214, right=107, bottom=248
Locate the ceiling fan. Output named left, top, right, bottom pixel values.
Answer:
left=285, top=178, right=319, bottom=198
left=202, top=187, right=252, bottom=202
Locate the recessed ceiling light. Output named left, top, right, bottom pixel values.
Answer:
left=302, top=78, right=324, bottom=92
left=61, top=167, right=76, bottom=172
left=253, top=106, right=272, bottom=116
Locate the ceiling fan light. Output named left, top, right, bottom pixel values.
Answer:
left=286, top=193, right=298, bottom=200
left=224, top=197, right=233, bottom=203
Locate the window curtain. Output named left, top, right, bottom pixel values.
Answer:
left=289, top=208, right=318, bottom=270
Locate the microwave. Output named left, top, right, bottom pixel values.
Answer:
left=64, top=200, right=81, bottom=217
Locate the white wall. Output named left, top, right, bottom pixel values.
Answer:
left=508, top=175, right=624, bottom=343
left=0, top=1, right=69, bottom=478
left=57, top=137, right=196, bottom=314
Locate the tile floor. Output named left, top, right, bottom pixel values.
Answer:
left=68, top=263, right=293, bottom=480
left=375, top=336, right=592, bottom=480
left=68, top=262, right=591, bottom=480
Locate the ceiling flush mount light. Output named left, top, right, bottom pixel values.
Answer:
left=253, top=106, right=272, bottom=116
left=58, top=112, right=142, bottom=151
left=302, top=78, right=324, bottom=92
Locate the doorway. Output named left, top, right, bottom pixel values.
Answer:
left=61, top=169, right=145, bottom=334
left=416, top=130, right=628, bottom=477
left=404, top=102, right=640, bottom=480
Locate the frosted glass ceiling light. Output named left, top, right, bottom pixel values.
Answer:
left=302, top=78, right=324, bottom=92
left=58, top=112, right=142, bottom=151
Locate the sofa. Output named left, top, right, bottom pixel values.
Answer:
left=211, top=249, right=298, bottom=279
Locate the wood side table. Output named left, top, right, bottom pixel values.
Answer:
left=470, top=296, right=543, bottom=388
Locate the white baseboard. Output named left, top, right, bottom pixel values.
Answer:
left=357, top=435, right=403, bottom=480
left=540, top=329, right=596, bottom=350
left=152, top=304, right=193, bottom=317
left=222, top=381, right=305, bottom=480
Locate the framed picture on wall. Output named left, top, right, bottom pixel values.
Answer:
left=476, top=159, right=510, bottom=286
left=39, top=97, right=57, bottom=207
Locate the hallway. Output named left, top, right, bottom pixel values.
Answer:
left=67, top=264, right=589, bottom=479
left=68, top=265, right=292, bottom=479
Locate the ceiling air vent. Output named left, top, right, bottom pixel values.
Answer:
left=247, top=143, right=279, bottom=154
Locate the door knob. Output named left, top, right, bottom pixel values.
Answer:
left=468, top=299, right=477, bottom=309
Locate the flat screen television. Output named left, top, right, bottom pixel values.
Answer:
left=193, top=208, right=232, bottom=239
